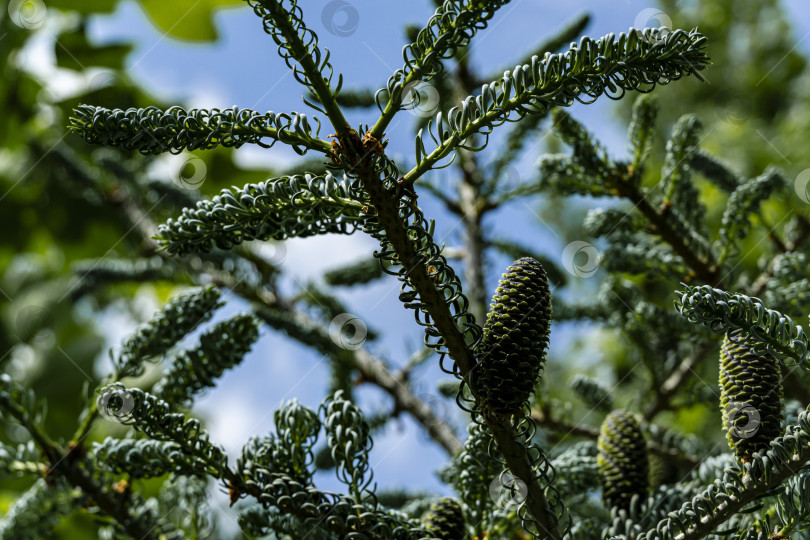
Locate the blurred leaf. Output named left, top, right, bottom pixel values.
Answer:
left=136, top=0, right=244, bottom=42
left=55, top=26, right=133, bottom=71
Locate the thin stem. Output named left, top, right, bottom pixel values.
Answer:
left=530, top=406, right=701, bottom=469
left=615, top=171, right=723, bottom=287
left=644, top=344, right=714, bottom=420
left=262, top=1, right=352, bottom=143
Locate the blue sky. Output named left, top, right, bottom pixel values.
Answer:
left=53, top=0, right=810, bottom=533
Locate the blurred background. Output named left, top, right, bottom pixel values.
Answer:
left=2, top=0, right=810, bottom=537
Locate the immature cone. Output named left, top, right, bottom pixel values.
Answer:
left=422, top=497, right=466, bottom=540
left=719, top=331, right=784, bottom=461
left=473, top=257, right=551, bottom=417
left=597, top=410, right=649, bottom=510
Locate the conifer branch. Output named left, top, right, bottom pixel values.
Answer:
left=370, top=0, right=511, bottom=139
left=153, top=314, right=261, bottom=407
left=156, top=174, right=366, bottom=255
left=676, top=285, right=810, bottom=369
left=402, top=28, right=709, bottom=187
left=247, top=0, right=352, bottom=142
left=634, top=406, right=810, bottom=539
left=69, top=105, right=331, bottom=155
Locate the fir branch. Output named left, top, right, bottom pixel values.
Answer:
left=615, top=169, right=720, bottom=286
left=0, top=479, right=75, bottom=540
left=484, top=12, right=591, bottom=86
left=371, top=0, right=511, bottom=139
left=1, top=377, right=177, bottom=539
left=294, top=284, right=379, bottom=341
left=117, top=285, right=223, bottom=379
left=69, top=105, right=331, bottom=155
left=452, top=421, right=502, bottom=536
left=95, top=384, right=231, bottom=479
left=272, top=399, right=321, bottom=483
left=643, top=343, right=714, bottom=420
left=92, top=438, right=203, bottom=478
left=320, top=390, right=373, bottom=502
left=323, top=255, right=385, bottom=287
left=0, top=441, right=45, bottom=478
left=255, top=305, right=463, bottom=455
left=354, top=150, right=563, bottom=536
left=156, top=174, right=367, bottom=255
left=68, top=256, right=175, bottom=301
left=402, top=28, right=709, bottom=186
left=660, top=114, right=705, bottom=225
left=675, top=284, right=810, bottom=369
left=158, top=476, right=214, bottom=539
left=763, top=252, right=810, bottom=316
left=237, top=467, right=428, bottom=539
left=153, top=314, right=260, bottom=407
left=535, top=153, right=618, bottom=198
left=627, top=94, right=658, bottom=175
left=246, top=0, right=351, bottom=141
left=633, top=407, right=810, bottom=539
left=569, top=374, right=613, bottom=413
left=690, top=149, right=744, bottom=192
left=717, top=167, right=784, bottom=265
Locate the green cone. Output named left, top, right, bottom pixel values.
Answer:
left=719, top=331, right=784, bottom=461
left=473, top=257, right=552, bottom=418
left=597, top=410, right=649, bottom=510
left=422, top=497, right=466, bottom=540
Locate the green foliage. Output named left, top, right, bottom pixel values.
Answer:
left=70, top=105, right=329, bottom=155
left=0, top=479, right=76, bottom=540
left=96, top=383, right=231, bottom=478
left=117, top=285, right=223, bottom=379
left=569, top=375, right=613, bottom=413
left=323, top=256, right=384, bottom=287
left=153, top=314, right=260, bottom=407
left=676, top=285, right=810, bottom=368
left=408, top=28, right=709, bottom=182
left=6, top=0, right=810, bottom=538
left=157, top=174, right=366, bottom=254
left=320, top=390, right=373, bottom=501
left=472, top=257, right=551, bottom=418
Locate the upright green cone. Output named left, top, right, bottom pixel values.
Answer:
left=422, top=497, right=466, bottom=540
left=719, top=331, right=784, bottom=461
left=597, top=410, right=649, bottom=510
left=473, top=257, right=552, bottom=418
